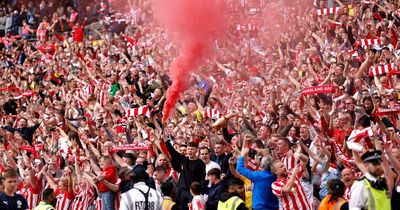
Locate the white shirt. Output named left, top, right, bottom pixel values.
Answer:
left=349, top=173, right=378, bottom=210
left=120, top=182, right=163, bottom=210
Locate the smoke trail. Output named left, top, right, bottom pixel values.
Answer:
left=153, top=0, right=227, bottom=123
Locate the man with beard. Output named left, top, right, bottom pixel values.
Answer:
left=349, top=151, right=391, bottom=210
left=271, top=160, right=312, bottom=210
left=217, top=178, right=248, bottom=210
left=34, top=189, right=56, bottom=210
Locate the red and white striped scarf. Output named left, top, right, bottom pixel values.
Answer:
left=315, top=7, right=340, bottom=16
left=331, top=139, right=354, bottom=168
left=361, top=0, right=376, bottom=4
left=356, top=39, right=381, bottom=47
left=376, top=107, right=400, bottom=115
left=126, top=106, right=152, bottom=118
left=111, top=142, right=152, bottom=152
left=369, top=63, right=397, bottom=76
left=14, top=90, right=35, bottom=99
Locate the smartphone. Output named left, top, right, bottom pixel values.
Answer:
left=248, top=149, right=257, bottom=159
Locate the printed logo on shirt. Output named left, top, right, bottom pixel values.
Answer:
left=134, top=201, right=156, bottom=210
left=17, top=200, right=22, bottom=209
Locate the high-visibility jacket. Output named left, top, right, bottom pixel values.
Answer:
left=162, top=197, right=175, bottom=210
left=318, top=194, right=346, bottom=210
left=217, top=196, right=244, bottom=210
left=33, top=201, right=55, bottom=210
left=363, top=179, right=391, bottom=210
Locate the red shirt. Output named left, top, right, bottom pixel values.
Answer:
left=73, top=26, right=85, bottom=43
left=98, top=165, right=118, bottom=192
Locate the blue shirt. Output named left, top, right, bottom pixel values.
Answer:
left=319, top=161, right=340, bottom=199
left=0, top=192, right=29, bottom=210
left=236, top=156, right=279, bottom=210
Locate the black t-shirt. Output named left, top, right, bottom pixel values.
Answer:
left=0, top=192, right=29, bottom=210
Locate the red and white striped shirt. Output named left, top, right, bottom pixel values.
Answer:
left=190, top=195, right=205, bottom=210
left=55, top=190, right=74, bottom=210
left=95, top=196, right=102, bottom=210
left=202, top=107, right=222, bottom=119
left=18, top=186, right=40, bottom=210
left=70, top=187, right=95, bottom=210
left=280, top=154, right=296, bottom=172
left=272, top=165, right=311, bottom=210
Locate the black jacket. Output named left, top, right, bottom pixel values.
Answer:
left=2, top=124, right=40, bottom=145
left=206, top=180, right=227, bottom=210
left=212, top=153, right=231, bottom=174
left=166, top=141, right=206, bottom=191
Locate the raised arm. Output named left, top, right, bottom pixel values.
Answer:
left=282, top=166, right=300, bottom=193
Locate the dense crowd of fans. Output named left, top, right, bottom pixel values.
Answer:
left=0, top=0, right=400, bottom=210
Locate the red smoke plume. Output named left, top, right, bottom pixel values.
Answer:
left=153, top=0, right=227, bottom=123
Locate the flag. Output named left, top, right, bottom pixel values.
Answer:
left=346, top=127, right=374, bottom=152
left=125, top=35, right=136, bottom=49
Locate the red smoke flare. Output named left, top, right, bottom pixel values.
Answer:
left=153, top=0, right=227, bottom=123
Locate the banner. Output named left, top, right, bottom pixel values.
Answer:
left=302, top=85, right=336, bottom=95
left=111, top=142, right=151, bottom=152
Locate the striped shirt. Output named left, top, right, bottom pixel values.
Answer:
left=272, top=165, right=311, bottom=210
left=280, top=154, right=296, bottom=172
left=18, top=186, right=40, bottom=210
left=70, top=187, right=95, bottom=210
left=55, top=191, right=74, bottom=210
left=120, top=182, right=162, bottom=210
